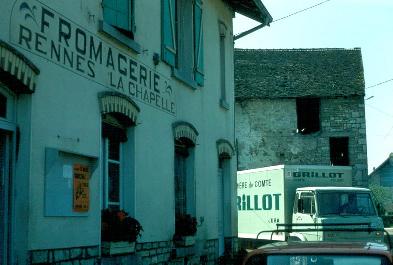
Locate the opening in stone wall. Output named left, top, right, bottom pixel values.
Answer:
left=330, top=137, right=349, bottom=166
left=296, top=97, right=320, bottom=135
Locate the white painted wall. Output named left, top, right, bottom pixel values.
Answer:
left=1, top=0, right=237, bottom=258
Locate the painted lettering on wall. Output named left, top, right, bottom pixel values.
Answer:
left=292, top=171, right=344, bottom=179
left=237, top=193, right=282, bottom=211
left=10, top=0, right=176, bottom=114
left=237, top=178, right=272, bottom=189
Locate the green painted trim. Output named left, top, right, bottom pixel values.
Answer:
left=173, top=69, right=199, bottom=90
left=99, top=21, right=141, bottom=54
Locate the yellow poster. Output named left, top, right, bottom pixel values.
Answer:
left=73, top=164, right=89, bottom=212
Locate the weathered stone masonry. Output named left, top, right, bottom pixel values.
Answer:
left=235, top=48, right=368, bottom=186
left=29, top=239, right=223, bottom=265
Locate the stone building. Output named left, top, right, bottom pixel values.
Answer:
left=234, top=48, right=368, bottom=187
left=0, top=1, right=271, bottom=265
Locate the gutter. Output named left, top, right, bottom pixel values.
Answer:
left=234, top=22, right=269, bottom=40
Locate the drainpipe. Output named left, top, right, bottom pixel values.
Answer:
left=234, top=22, right=269, bottom=41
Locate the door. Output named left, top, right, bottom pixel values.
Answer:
left=0, top=130, right=11, bottom=265
left=217, top=167, right=224, bottom=256
left=293, top=192, right=318, bottom=240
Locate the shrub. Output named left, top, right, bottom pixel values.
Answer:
left=174, top=214, right=197, bottom=239
left=101, top=208, right=143, bottom=242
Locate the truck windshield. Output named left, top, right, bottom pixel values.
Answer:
left=266, top=255, right=390, bottom=265
left=317, top=192, right=376, bottom=216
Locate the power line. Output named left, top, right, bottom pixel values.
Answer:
left=366, top=78, right=393, bottom=89
left=234, top=0, right=332, bottom=40
left=272, top=0, right=332, bottom=24
left=366, top=103, right=393, bottom=119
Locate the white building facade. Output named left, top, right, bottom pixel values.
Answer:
left=0, top=0, right=271, bottom=264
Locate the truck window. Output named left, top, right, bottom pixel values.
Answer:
left=318, top=192, right=376, bottom=216
left=298, top=193, right=315, bottom=214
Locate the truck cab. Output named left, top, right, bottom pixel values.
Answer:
left=291, top=187, right=384, bottom=242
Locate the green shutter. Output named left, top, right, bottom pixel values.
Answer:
left=162, top=0, right=176, bottom=67
left=103, top=0, right=131, bottom=32
left=193, top=0, right=204, bottom=86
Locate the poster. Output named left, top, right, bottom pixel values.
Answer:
left=73, top=164, right=89, bottom=212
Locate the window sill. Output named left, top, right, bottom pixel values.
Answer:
left=296, top=129, right=322, bottom=136
left=220, top=98, right=230, bottom=110
left=99, top=21, right=141, bottom=54
left=172, top=69, right=199, bottom=90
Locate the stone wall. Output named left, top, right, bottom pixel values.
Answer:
left=29, top=246, right=99, bottom=265
left=29, top=239, right=221, bottom=265
left=235, top=96, right=368, bottom=186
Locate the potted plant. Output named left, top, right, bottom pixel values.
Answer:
left=101, top=208, right=143, bottom=255
left=173, top=214, right=197, bottom=246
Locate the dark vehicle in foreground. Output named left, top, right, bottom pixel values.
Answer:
left=241, top=241, right=393, bottom=265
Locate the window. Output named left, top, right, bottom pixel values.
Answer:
left=103, top=137, right=121, bottom=210
left=102, top=115, right=125, bottom=210
left=102, top=113, right=135, bottom=210
left=318, top=192, right=376, bottom=216
left=297, top=193, right=315, bottom=214
left=330, top=137, right=349, bottom=166
left=219, top=22, right=228, bottom=109
left=103, top=0, right=135, bottom=37
left=174, top=138, right=195, bottom=216
left=0, top=85, right=16, bottom=265
left=101, top=0, right=140, bottom=52
left=0, top=94, right=6, bottom=118
left=296, top=98, right=320, bottom=134
left=99, top=92, right=139, bottom=213
left=0, top=87, right=15, bottom=121
left=162, top=0, right=204, bottom=87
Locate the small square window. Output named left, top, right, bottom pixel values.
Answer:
left=296, top=98, right=320, bottom=134
left=330, top=137, right=349, bottom=166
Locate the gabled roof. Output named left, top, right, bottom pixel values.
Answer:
left=369, top=153, right=393, bottom=176
left=225, top=0, right=272, bottom=24
left=235, top=48, right=366, bottom=101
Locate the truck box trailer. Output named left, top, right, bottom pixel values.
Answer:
left=237, top=165, right=384, bottom=247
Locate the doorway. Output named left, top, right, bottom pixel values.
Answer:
left=218, top=157, right=230, bottom=257
left=0, top=130, right=11, bottom=265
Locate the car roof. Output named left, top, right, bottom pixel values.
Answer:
left=243, top=241, right=393, bottom=264
left=258, top=241, right=389, bottom=252
left=242, top=241, right=393, bottom=264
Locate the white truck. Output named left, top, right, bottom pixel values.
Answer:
left=237, top=165, right=384, bottom=247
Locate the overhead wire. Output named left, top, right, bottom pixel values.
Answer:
left=271, top=0, right=332, bottom=24
left=234, top=0, right=333, bottom=40
left=366, top=104, right=393, bottom=119
left=366, top=78, right=393, bottom=89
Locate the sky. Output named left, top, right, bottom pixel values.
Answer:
left=233, top=0, right=393, bottom=174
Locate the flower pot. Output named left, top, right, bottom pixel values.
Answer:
left=175, top=235, right=195, bottom=246
left=102, top=241, right=136, bottom=255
